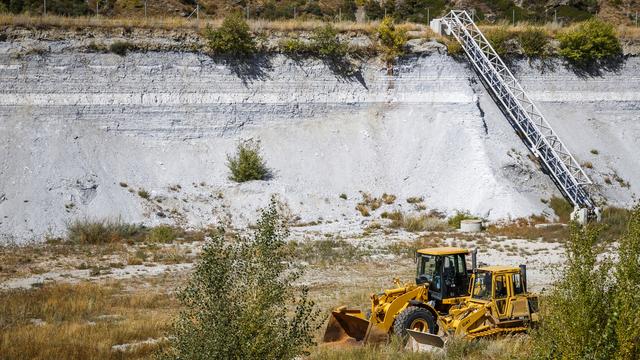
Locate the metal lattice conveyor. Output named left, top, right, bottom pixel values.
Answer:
left=431, top=10, right=596, bottom=217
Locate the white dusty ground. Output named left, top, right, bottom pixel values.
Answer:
left=1, top=45, right=639, bottom=243
left=0, top=232, right=563, bottom=292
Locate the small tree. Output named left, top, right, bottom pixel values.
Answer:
left=164, top=199, right=321, bottom=359
left=377, top=16, right=407, bottom=68
left=533, top=222, right=616, bottom=359
left=204, top=13, right=256, bottom=57
left=558, top=19, right=622, bottom=65
left=613, top=206, right=640, bottom=359
left=227, top=140, right=270, bottom=183
left=310, top=24, right=348, bottom=58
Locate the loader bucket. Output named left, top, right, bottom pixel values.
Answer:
left=323, top=310, right=370, bottom=343
left=406, top=329, right=446, bottom=348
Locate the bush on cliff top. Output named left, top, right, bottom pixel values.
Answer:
left=310, top=24, right=348, bottom=58
left=518, top=26, right=549, bottom=58
left=558, top=19, right=622, bottom=65
left=376, top=16, right=407, bottom=64
left=204, top=13, right=256, bottom=57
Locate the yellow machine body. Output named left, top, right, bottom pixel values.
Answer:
left=409, top=265, right=539, bottom=348
left=323, top=247, right=471, bottom=345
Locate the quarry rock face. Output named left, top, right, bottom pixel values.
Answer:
left=0, top=49, right=638, bottom=243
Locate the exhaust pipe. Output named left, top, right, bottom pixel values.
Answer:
left=471, top=249, right=477, bottom=272
left=519, top=264, right=527, bottom=293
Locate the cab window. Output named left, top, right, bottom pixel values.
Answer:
left=472, top=272, right=492, bottom=300
left=513, top=273, right=524, bottom=295
left=494, top=275, right=508, bottom=298
left=417, top=255, right=442, bottom=291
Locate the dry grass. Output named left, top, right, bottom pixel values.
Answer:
left=0, top=14, right=424, bottom=34
left=548, top=196, right=573, bottom=223
left=310, top=333, right=531, bottom=359
left=390, top=213, right=449, bottom=232
left=0, top=281, right=178, bottom=359
left=486, top=217, right=569, bottom=242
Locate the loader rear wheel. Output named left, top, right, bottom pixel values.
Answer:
left=393, top=306, right=436, bottom=341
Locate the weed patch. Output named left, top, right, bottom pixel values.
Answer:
left=66, top=219, right=144, bottom=244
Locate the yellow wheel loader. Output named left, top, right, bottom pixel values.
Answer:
left=407, top=265, right=540, bottom=349
left=323, top=247, right=474, bottom=345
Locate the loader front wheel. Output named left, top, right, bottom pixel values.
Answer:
left=393, top=306, right=436, bottom=340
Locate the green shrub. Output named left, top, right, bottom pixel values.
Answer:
left=137, top=189, right=150, bottom=199
left=534, top=207, right=640, bottom=359
left=204, top=13, right=256, bottom=57
left=310, top=24, right=348, bottom=58
left=558, top=19, right=622, bottom=65
left=3, top=0, right=89, bottom=15
left=67, top=219, right=143, bottom=244
left=518, top=27, right=549, bottom=58
left=612, top=206, right=640, bottom=358
left=549, top=196, right=573, bottom=222
left=109, top=41, right=132, bottom=56
left=447, top=211, right=477, bottom=229
left=533, top=222, right=615, bottom=359
left=147, top=225, right=177, bottom=243
left=227, top=140, right=270, bottom=182
left=376, top=16, right=407, bottom=64
left=335, top=0, right=357, bottom=21
left=363, top=0, right=383, bottom=20
left=485, top=26, right=513, bottom=57
left=163, top=199, right=321, bottom=359
left=279, top=38, right=308, bottom=55
left=395, top=0, right=446, bottom=24
left=446, top=40, right=464, bottom=56
left=598, top=206, right=632, bottom=242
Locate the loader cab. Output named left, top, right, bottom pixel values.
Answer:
left=416, top=247, right=470, bottom=311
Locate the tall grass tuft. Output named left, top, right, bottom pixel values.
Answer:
left=66, top=219, right=143, bottom=244
left=518, top=26, right=549, bottom=58
left=548, top=196, right=573, bottom=223
left=447, top=211, right=477, bottom=229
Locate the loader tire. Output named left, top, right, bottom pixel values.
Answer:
left=393, top=306, right=436, bottom=341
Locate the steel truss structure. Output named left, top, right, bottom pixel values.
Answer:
left=438, top=10, right=595, bottom=211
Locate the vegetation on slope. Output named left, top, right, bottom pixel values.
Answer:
left=227, top=140, right=271, bottom=182
left=558, top=18, right=623, bottom=66
left=161, top=199, right=322, bottom=359
left=533, top=206, right=640, bottom=359
left=204, top=12, right=256, bottom=57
